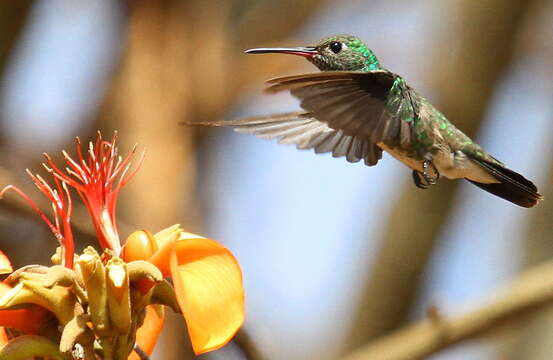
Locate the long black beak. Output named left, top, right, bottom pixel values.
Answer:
left=245, top=46, right=318, bottom=58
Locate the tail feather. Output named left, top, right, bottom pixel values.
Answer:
left=467, top=157, right=542, bottom=208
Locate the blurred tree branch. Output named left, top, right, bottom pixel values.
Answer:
left=504, top=4, right=553, bottom=356
left=343, top=259, right=553, bottom=360
left=100, top=1, right=199, bottom=359
left=341, top=0, right=534, bottom=353
left=95, top=0, right=332, bottom=358
left=187, top=0, right=332, bottom=124
left=235, top=0, right=329, bottom=48
left=0, top=1, right=33, bottom=77
left=504, top=1, right=553, bottom=358
left=99, top=0, right=333, bottom=358
left=0, top=1, right=34, bottom=147
left=507, top=170, right=553, bottom=360
left=231, top=0, right=332, bottom=96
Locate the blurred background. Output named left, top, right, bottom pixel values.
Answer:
left=0, top=0, right=552, bottom=359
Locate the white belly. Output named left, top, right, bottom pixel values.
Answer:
left=378, top=143, right=424, bottom=172
left=378, top=143, right=498, bottom=184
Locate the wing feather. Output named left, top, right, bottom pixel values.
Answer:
left=267, top=71, right=417, bottom=152
left=190, top=112, right=382, bottom=165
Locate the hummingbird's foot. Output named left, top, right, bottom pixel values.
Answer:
left=422, top=160, right=440, bottom=185
left=412, top=170, right=429, bottom=189
left=413, top=160, right=440, bottom=189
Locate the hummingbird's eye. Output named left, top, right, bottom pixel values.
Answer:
left=329, top=41, right=343, bottom=54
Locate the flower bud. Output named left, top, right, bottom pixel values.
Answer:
left=122, top=230, right=158, bottom=262
left=106, top=258, right=131, bottom=334
left=77, top=247, right=110, bottom=335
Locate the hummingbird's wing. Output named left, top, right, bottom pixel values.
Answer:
left=186, top=71, right=415, bottom=166
left=266, top=71, right=414, bottom=147
left=190, top=111, right=383, bottom=165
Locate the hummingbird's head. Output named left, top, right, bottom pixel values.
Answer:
left=245, top=34, right=380, bottom=72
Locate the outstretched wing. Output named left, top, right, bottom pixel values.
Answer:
left=192, top=111, right=383, bottom=166
left=266, top=71, right=415, bottom=148
left=189, top=71, right=417, bottom=167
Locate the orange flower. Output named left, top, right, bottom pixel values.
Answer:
left=123, top=227, right=244, bottom=355
left=1, top=133, right=143, bottom=268
left=0, top=133, right=245, bottom=356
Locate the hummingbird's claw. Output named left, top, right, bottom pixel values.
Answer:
left=412, top=170, right=429, bottom=189
left=413, top=160, right=440, bottom=189
left=422, top=160, right=439, bottom=185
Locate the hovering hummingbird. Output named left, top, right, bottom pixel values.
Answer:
left=190, top=34, right=542, bottom=207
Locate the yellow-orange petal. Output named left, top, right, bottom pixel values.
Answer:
left=147, top=233, right=180, bottom=277
left=122, top=230, right=158, bottom=262
left=0, top=251, right=12, bottom=275
left=129, top=304, right=165, bottom=360
left=169, top=235, right=244, bottom=354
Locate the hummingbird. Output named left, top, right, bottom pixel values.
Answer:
left=190, top=34, right=542, bottom=207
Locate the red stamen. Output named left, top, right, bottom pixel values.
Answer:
left=0, top=185, right=58, bottom=239
left=48, top=132, right=141, bottom=254
left=0, top=183, right=74, bottom=268
left=1, top=132, right=141, bottom=261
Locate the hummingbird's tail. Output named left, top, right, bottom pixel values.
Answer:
left=466, top=157, right=542, bottom=208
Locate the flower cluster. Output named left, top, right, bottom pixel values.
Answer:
left=0, top=133, right=244, bottom=359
